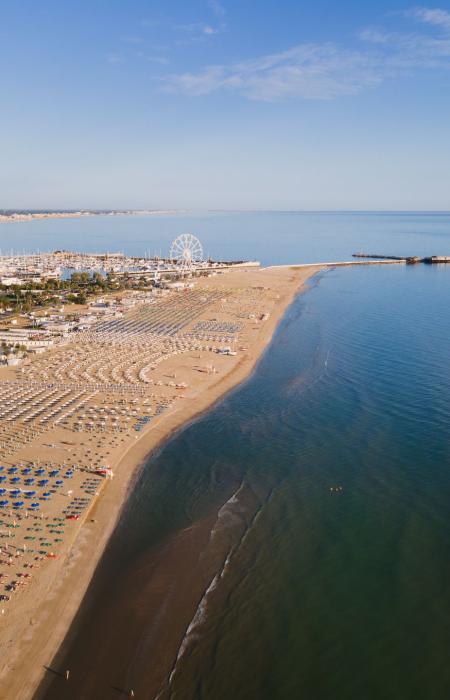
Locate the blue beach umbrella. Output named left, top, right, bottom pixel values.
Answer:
left=30, top=502, right=40, bottom=509
left=55, top=480, right=63, bottom=486
left=10, top=477, right=20, bottom=484
left=0, top=500, right=9, bottom=507
left=0, top=489, right=5, bottom=495
left=8, top=467, right=18, bottom=474
left=0, top=476, right=7, bottom=483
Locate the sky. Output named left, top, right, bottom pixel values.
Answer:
left=2, top=0, right=450, bottom=210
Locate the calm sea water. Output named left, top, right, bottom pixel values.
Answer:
left=2, top=210, right=450, bottom=264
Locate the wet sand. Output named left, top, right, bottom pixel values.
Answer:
left=37, top=513, right=220, bottom=699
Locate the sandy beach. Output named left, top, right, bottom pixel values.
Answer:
left=0, top=264, right=319, bottom=700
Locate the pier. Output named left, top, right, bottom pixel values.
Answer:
left=268, top=255, right=450, bottom=270
left=266, top=259, right=407, bottom=270
left=353, top=253, right=450, bottom=264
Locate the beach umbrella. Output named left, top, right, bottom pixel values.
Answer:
left=10, top=489, right=21, bottom=496
left=39, top=479, right=49, bottom=486
left=8, top=468, right=18, bottom=474
left=0, top=500, right=9, bottom=507
left=30, top=502, right=40, bottom=509
left=55, top=480, right=63, bottom=486
left=0, top=477, right=6, bottom=484
left=0, top=489, right=5, bottom=495
left=10, top=477, right=20, bottom=484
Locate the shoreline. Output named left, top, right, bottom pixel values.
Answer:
left=0, top=210, right=186, bottom=224
left=0, top=265, right=320, bottom=700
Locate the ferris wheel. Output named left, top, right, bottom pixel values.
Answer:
left=169, top=234, right=204, bottom=270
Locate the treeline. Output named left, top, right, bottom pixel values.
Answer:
left=0, top=272, right=152, bottom=313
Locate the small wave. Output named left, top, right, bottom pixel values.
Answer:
left=156, top=483, right=283, bottom=698
left=173, top=574, right=220, bottom=666
left=209, top=479, right=247, bottom=543
left=157, top=568, right=224, bottom=699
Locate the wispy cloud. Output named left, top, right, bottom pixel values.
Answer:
left=163, top=6, right=450, bottom=101
left=208, top=0, right=226, bottom=18
left=176, top=21, right=222, bottom=39
left=408, top=6, right=450, bottom=31
left=203, top=25, right=219, bottom=35
left=165, top=45, right=382, bottom=100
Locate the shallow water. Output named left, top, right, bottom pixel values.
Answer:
left=39, top=262, right=450, bottom=699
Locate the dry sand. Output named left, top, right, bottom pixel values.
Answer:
left=0, top=265, right=320, bottom=700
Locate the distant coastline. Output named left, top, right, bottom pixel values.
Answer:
left=0, top=209, right=187, bottom=223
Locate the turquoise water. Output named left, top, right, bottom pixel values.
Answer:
left=38, top=262, right=450, bottom=699
left=3, top=210, right=450, bottom=264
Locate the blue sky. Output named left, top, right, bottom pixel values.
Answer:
left=2, top=0, right=450, bottom=210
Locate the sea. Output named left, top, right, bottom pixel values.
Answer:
left=7, top=212, right=450, bottom=700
